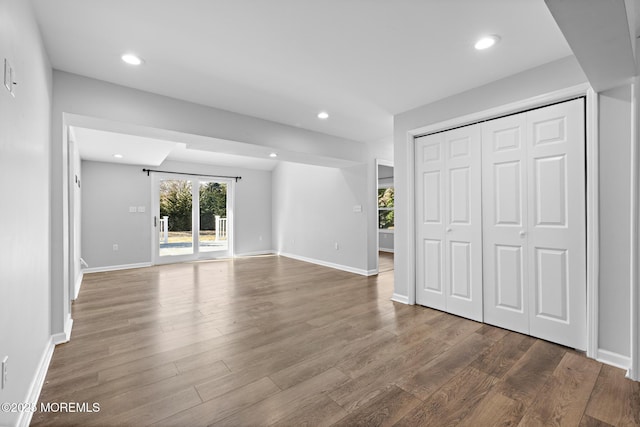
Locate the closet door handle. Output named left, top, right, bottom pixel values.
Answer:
left=519, top=230, right=526, bottom=237
left=446, top=227, right=452, bottom=233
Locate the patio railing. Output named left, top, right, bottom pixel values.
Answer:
left=159, top=216, right=169, bottom=243
left=215, top=215, right=227, bottom=241
left=159, top=216, right=227, bottom=242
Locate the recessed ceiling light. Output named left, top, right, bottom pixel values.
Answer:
left=113, top=154, right=123, bottom=159
left=317, top=111, right=329, bottom=120
left=121, top=53, right=143, bottom=65
left=269, top=153, right=278, bottom=158
left=474, top=35, right=501, bottom=50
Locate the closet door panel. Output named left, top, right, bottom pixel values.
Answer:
left=415, top=125, right=483, bottom=322
left=527, top=99, right=586, bottom=350
left=415, top=133, right=446, bottom=310
left=482, top=113, right=529, bottom=334
left=444, top=126, right=483, bottom=321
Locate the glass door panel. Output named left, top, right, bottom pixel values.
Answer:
left=198, top=181, right=228, bottom=253
left=158, top=178, right=194, bottom=258
left=153, top=174, right=232, bottom=264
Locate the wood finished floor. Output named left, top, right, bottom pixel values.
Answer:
left=34, top=255, right=639, bottom=426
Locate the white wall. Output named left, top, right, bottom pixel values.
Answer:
left=393, top=55, right=636, bottom=364
left=82, top=160, right=273, bottom=270
left=81, top=161, right=152, bottom=268
left=0, top=1, right=52, bottom=425
left=273, top=162, right=371, bottom=274
left=379, top=231, right=394, bottom=252
left=598, top=84, right=633, bottom=358
left=51, top=70, right=371, bottom=338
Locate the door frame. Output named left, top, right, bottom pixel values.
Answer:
left=151, top=172, right=235, bottom=264
left=404, top=83, right=599, bottom=359
left=376, top=158, right=394, bottom=267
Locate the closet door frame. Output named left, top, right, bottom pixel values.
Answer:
left=406, top=83, right=599, bottom=359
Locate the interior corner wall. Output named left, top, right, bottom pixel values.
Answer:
left=0, top=1, right=52, bottom=426
left=81, top=160, right=273, bottom=270
left=273, top=161, right=370, bottom=274
left=598, top=84, right=633, bottom=359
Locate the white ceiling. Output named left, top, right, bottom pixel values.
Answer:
left=72, top=126, right=185, bottom=166
left=32, top=0, right=572, bottom=151
left=71, top=126, right=280, bottom=170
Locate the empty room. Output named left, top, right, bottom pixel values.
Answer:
left=1, top=0, right=640, bottom=426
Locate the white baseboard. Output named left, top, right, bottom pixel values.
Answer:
left=379, top=248, right=395, bottom=253
left=278, top=252, right=375, bottom=276
left=73, top=271, right=83, bottom=300
left=52, top=314, right=73, bottom=345
left=391, top=293, right=410, bottom=304
left=83, top=262, right=152, bottom=274
left=235, top=250, right=276, bottom=257
left=597, top=348, right=631, bottom=370
left=16, top=338, right=55, bottom=427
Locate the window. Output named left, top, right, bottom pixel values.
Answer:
left=378, top=186, right=394, bottom=229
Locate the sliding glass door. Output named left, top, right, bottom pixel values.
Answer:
left=153, top=173, right=232, bottom=264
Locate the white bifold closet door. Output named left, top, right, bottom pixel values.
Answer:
left=415, top=125, right=483, bottom=322
left=482, top=98, right=586, bottom=350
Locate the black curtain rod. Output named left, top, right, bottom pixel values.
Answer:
left=142, top=168, right=241, bottom=182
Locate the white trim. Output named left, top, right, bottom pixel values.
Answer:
left=629, top=78, right=640, bottom=381
left=586, top=87, right=600, bottom=360
left=52, top=314, right=73, bottom=345
left=83, top=262, right=153, bottom=274
left=234, top=250, right=276, bottom=257
left=405, top=132, right=417, bottom=304
left=597, top=349, right=632, bottom=371
left=16, top=338, right=55, bottom=427
left=409, top=83, right=592, bottom=138
left=403, top=83, right=598, bottom=358
left=376, top=159, right=394, bottom=274
left=73, top=271, right=83, bottom=300
left=278, top=252, right=376, bottom=276
left=391, top=293, right=409, bottom=304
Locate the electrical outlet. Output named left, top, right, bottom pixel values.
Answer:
left=2, top=356, right=8, bottom=389
left=113, top=244, right=119, bottom=251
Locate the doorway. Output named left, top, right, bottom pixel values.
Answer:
left=377, top=160, right=394, bottom=272
left=153, top=173, right=233, bottom=264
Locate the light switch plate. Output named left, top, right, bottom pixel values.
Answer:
left=137, top=206, right=146, bottom=213
left=4, top=58, right=14, bottom=96
left=2, top=356, right=8, bottom=389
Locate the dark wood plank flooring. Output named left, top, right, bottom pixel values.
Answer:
left=33, top=255, right=639, bottom=426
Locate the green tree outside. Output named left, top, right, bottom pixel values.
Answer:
left=159, top=180, right=227, bottom=232
left=378, top=187, right=394, bottom=229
